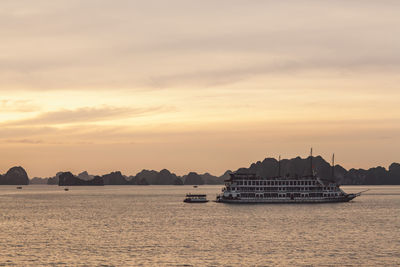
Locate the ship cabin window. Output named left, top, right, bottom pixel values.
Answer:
left=289, top=181, right=293, bottom=186
left=263, top=181, right=266, bottom=185
left=294, top=181, right=297, bottom=185
left=244, top=181, right=247, bottom=185
left=279, top=181, right=282, bottom=185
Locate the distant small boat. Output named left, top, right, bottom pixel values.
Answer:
left=184, top=194, right=208, bottom=203
left=193, top=185, right=198, bottom=188
left=64, top=188, right=69, bottom=191
left=16, top=186, right=22, bottom=189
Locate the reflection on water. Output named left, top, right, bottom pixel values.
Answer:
left=0, top=185, right=399, bottom=266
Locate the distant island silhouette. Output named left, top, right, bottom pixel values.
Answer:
left=1, top=155, right=399, bottom=185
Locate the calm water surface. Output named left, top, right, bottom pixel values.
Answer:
left=0, top=185, right=399, bottom=266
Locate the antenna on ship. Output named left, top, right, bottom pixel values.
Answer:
left=278, top=155, right=281, bottom=177
left=331, top=153, right=335, bottom=179
left=310, top=147, right=313, bottom=176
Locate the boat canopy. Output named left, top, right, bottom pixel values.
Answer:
left=186, top=194, right=206, bottom=197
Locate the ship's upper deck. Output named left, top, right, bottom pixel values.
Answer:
left=228, top=173, right=317, bottom=181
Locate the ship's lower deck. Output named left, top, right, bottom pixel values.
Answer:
left=216, top=196, right=355, bottom=204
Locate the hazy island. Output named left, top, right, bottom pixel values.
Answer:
left=1, top=155, right=399, bottom=185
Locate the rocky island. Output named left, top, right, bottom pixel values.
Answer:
left=0, top=167, right=29, bottom=185
left=2, top=155, right=399, bottom=186
left=58, top=172, right=104, bottom=186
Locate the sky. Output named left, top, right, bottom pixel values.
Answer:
left=1, top=0, right=399, bottom=177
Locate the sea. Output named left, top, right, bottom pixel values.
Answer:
left=0, top=185, right=399, bottom=266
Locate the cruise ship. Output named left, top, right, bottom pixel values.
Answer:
left=216, top=152, right=365, bottom=203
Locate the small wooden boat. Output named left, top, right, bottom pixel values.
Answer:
left=64, top=188, right=69, bottom=191
left=16, top=186, right=22, bottom=189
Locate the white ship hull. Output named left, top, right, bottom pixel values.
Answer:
left=216, top=195, right=356, bottom=204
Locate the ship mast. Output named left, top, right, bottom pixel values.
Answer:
left=310, top=147, right=313, bottom=176
left=331, top=153, right=335, bottom=179
left=278, top=155, right=281, bottom=177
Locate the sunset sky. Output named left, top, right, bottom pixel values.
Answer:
left=1, top=0, right=399, bottom=177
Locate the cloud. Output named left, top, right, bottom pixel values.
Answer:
left=1, top=1, right=400, bottom=91
left=4, top=139, right=43, bottom=144
left=1, top=105, right=174, bottom=126
left=147, top=56, right=400, bottom=88
left=0, top=99, right=40, bottom=112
